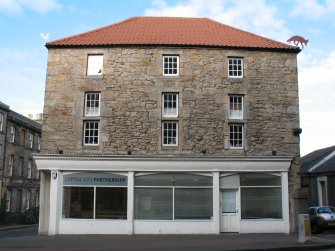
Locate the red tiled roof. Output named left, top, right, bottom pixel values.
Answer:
left=47, top=17, right=299, bottom=51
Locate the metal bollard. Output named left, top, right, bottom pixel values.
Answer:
left=298, top=214, right=312, bottom=243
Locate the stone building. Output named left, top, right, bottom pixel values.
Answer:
left=0, top=102, right=41, bottom=223
left=35, top=17, right=302, bottom=235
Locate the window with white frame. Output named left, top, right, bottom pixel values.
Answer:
left=162, top=121, right=178, bottom=146
left=35, top=191, right=39, bottom=208
left=27, top=159, right=32, bottom=178
left=10, top=125, right=15, bottom=143
left=228, top=57, right=243, bottom=78
left=6, top=189, right=11, bottom=212
left=229, top=95, right=243, bottom=119
left=29, top=133, right=33, bottom=148
left=229, top=124, right=243, bottom=148
left=83, top=121, right=99, bottom=145
left=162, top=93, right=178, bottom=117
left=0, top=112, right=4, bottom=131
left=8, top=155, right=14, bottom=176
left=85, top=93, right=100, bottom=116
left=87, top=55, right=103, bottom=76
left=19, top=157, right=24, bottom=177
left=26, top=190, right=31, bottom=210
left=163, top=55, right=179, bottom=76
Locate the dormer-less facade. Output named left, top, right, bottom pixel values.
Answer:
left=35, top=17, right=301, bottom=235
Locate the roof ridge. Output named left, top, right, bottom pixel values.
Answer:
left=47, top=16, right=138, bottom=46
left=308, top=149, right=335, bottom=173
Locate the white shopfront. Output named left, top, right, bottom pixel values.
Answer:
left=34, top=155, right=292, bottom=235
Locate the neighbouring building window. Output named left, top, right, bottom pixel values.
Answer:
left=228, top=57, right=243, bottom=78
left=134, top=173, right=213, bottom=220
left=35, top=191, right=39, bottom=208
left=37, top=135, right=41, bottom=150
left=229, top=124, right=243, bottom=149
left=27, top=159, right=32, bottom=178
left=83, top=121, right=99, bottom=146
left=85, top=93, right=100, bottom=116
left=163, top=55, right=179, bottom=76
left=229, top=95, right=243, bottom=119
left=240, top=173, right=282, bottom=219
left=0, top=112, right=4, bottom=131
left=10, top=125, right=15, bottom=143
left=8, top=155, right=14, bottom=176
left=162, top=93, right=178, bottom=117
left=162, top=121, right=178, bottom=146
left=6, top=189, right=11, bottom=212
left=26, top=190, right=31, bottom=210
left=87, top=55, right=103, bottom=76
left=29, top=133, right=33, bottom=148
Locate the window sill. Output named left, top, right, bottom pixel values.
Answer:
left=87, top=75, right=103, bottom=79
left=227, top=77, right=244, bottom=83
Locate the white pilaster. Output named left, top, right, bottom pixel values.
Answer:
left=213, top=172, right=220, bottom=234
left=127, top=171, right=134, bottom=235
left=282, top=171, right=290, bottom=233
left=48, top=170, right=62, bottom=235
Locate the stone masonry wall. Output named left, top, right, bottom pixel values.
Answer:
left=42, top=46, right=301, bottom=230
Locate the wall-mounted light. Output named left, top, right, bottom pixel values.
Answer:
left=201, top=149, right=207, bottom=155
left=293, top=128, right=302, bottom=136
left=51, top=171, right=58, bottom=180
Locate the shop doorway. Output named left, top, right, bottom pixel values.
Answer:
left=220, top=189, right=239, bottom=232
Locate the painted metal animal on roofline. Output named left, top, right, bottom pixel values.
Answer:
left=287, top=35, right=308, bottom=48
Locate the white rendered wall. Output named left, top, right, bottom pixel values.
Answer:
left=240, top=220, right=287, bottom=233
left=59, top=220, right=128, bottom=234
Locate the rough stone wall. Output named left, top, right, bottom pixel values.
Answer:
left=42, top=46, right=302, bottom=231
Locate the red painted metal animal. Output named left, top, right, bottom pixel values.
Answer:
left=287, top=36, right=308, bottom=48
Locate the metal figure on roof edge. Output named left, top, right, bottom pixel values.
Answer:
left=287, top=35, right=309, bottom=48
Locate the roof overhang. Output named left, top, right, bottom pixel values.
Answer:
left=34, top=154, right=293, bottom=173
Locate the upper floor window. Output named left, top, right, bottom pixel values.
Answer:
left=29, top=133, right=34, bottom=148
left=37, top=135, right=41, bottom=150
left=6, top=189, right=11, bottom=212
left=8, top=155, right=14, bottom=176
left=229, top=124, right=243, bottom=149
left=162, top=121, right=178, bottom=146
left=83, top=121, right=99, bottom=146
left=10, top=125, right=15, bottom=143
left=0, top=112, right=4, bottom=131
left=87, top=55, right=103, bottom=76
left=163, top=55, right=179, bottom=76
left=85, top=93, right=100, bottom=116
left=27, top=159, right=32, bottom=178
left=228, top=57, right=243, bottom=78
left=229, top=95, right=243, bottom=119
left=162, top=93, right=178, bottom=117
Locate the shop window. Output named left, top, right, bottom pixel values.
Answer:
left=134, top=173, right=213, bottom=220
left=96, top=187, right=127, bottom=219
left=63, top=187, right=94, bottom=219
left=240, top=173, right=282, bottom=219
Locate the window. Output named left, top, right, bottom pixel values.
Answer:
left=162, top=121, right=178, bottom=146
left=87, top=55, right=103, bottom=75
left=162, top=93, right=178, bottom=117
left=10, top=126, right=15, bottom=143
left=85, top=93, right=100, bottom=116
left=240, top=173, right=282, bottom=219
left=29, top=133, right=33, bottom=148
left=27, top=159, right=32, bottom=178
left=83, top=121, right=99, bottom=146
left=229, top=95, right=243, bottom=119
left=229, top=124, right=243, bottom=148
left=35, top=191, right=39, bottom=208
left=26, top=190, right=31, bottom=210
left=6, top=190, right=11, bottom=212
left=134, top=173, right=212, bottom=220
left=163, top=55, right=179, bottom=76
left=8, top=155, right=14, bottom=176
left=228, top=57, right=243, bottom=78
left=63, top=187, right=127, bottom=219
left=0, top=112, right=3, bottom=131
left=37, top=135, right=41, bottom=150
left=19, top=157, right=24, bottom=176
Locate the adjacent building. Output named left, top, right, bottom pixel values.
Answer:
left=35, top=17, right=302, bottom=235
left=300, top=145, right=335, bottom=208
left=0, top=102, right=41, bottom=223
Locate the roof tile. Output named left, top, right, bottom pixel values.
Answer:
left=47, top=17, right=298, bottom=51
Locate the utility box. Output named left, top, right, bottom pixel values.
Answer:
left=298, top=214, right=312, bottom=243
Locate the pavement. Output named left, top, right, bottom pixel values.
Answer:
left=0, top=225, right=334, bottom=251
